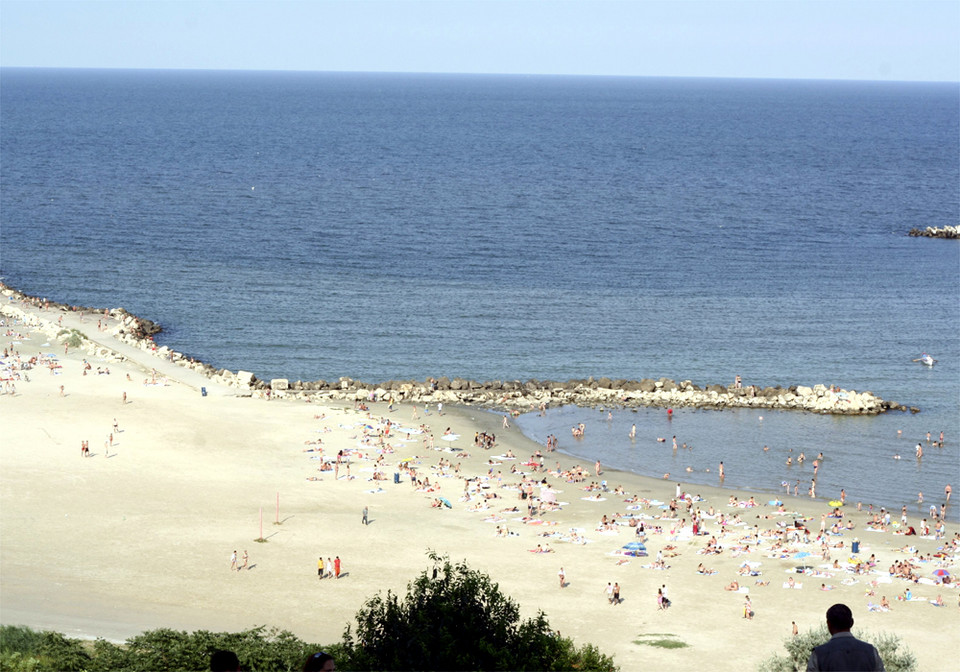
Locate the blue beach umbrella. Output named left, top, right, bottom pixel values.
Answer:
left=793, top=551, right=812, bottom=559
left=621, top=541, right=647, bottom=557
left=438, top=497, right=452, bottom=509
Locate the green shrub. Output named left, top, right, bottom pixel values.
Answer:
left=341, top=551, right=618, bottom=671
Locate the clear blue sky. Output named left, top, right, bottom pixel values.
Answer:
left=1, top=0, right=957, bottom=81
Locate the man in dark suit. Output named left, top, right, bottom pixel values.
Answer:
left=807, top=603, right=884, bottom=671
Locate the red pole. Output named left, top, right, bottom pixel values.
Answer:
left=259, top=506, right=263, bottom=540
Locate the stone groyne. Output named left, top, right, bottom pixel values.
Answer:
left=1, top=284, right=914, bottom=416
left=908, top=226, right=959, bottom=240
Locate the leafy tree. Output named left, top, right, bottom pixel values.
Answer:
left=341, top=552, right=617, bottom=671
left=759, top=624, right=916, bottom=672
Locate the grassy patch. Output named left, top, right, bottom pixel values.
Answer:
left=57, top=328, right=85, bottom=349
left=633, top=633, right=689, bottom=649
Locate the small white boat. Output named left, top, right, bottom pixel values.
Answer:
left=913, top=354, right=937, bottom=367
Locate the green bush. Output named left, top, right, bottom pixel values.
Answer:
left=341, top=551, right=618, bottom=671
left=0, top=627, right=90, bottom=672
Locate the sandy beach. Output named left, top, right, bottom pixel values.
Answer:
left=1, top=298, right=958, bottom=671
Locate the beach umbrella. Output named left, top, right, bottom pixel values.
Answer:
left=622, top=541, right=646, bottom=551
left=438, top=497, right=452, bottom=509
left=932, top=569, right=950, bottom=578
left=793, top=551, right=812, bottom=559
left=828, top=500, right=843, bottom=507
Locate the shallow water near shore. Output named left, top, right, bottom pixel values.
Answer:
left=2, top=68, right=958, bottom=522
left=515, top=404, right=959, bottom=523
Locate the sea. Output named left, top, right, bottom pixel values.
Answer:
left=2, top=68, right=958, bottom=520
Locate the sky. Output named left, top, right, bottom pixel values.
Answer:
left=1, top=0, right=957, bottom=82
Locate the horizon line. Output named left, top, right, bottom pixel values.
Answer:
left=1, top=65, right=957, bottom=86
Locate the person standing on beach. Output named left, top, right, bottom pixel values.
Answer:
left=612, top=582, right=621, bottom=605
left=240, top=550, right=248, bottom=571
left=362, top=506, right=368, bottom=525
left=558, top=567, right=565, bottom=588
left=318, top=556, right=324, bottom=580
left=605, top=582, right=614, bottom=604
left=230, top=550, right=237, bottom=572
left=806, top=603, right=884, bottom=671
left=334, top=556, right=341, bottom=579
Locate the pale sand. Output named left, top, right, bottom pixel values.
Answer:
left=1, top=302, right=958, bottom=671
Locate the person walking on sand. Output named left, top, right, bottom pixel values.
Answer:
left=230, top=550, right=237, bottom=572
left=334, top=556, right=341, bottom=579
left=362, top=506, right=369, bottom=525
left=612, top=582, right=621, bottom=605
left=241, top=550, right=248, bottom=571
left=743, top=595, right=753, bottom=620
left=558, top=567, right=565, bottom=588
left=318, top=556, right=325, bottom=580
left=806, top=603, right=884, bottom=671
left=605, top=582, right=614, bottom=604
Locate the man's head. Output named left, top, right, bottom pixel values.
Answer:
left=825, top=603, right=854, bottom=634
left=210, top=649, right=240, bottom=672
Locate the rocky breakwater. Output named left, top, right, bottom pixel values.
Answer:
left=908, top=225, right=959, bottom=239
left=280, top=376, right=912, bottom=416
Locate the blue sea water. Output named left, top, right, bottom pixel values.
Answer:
left=2, top=69, right=958, bottom=518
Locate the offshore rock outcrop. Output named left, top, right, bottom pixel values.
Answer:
left=0, top=284, right=913, bottom=416
left=908, top=226, right=959, bottom=239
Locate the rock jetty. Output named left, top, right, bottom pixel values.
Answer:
left=1, top=284, right=914, bottom=416
left=908, top=226, right=959, bottom=239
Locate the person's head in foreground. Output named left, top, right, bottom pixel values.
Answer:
left=825, top=602, right=855, bottom=634
left=303, top=651, right=336, bottom=672
left=807, top=603, right=885, bottom=672
left=210, top=649, right=241, bottom=672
